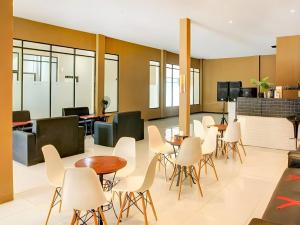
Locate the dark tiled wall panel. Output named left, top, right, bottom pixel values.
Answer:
left=237, top=97, right=300, bottom=118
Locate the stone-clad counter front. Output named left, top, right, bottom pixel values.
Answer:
left=237, top=97, right=300, bottom=118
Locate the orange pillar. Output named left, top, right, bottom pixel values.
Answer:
left=0, top=0, right=14, bottom=203
left=179, top=18, right=191, bottom=135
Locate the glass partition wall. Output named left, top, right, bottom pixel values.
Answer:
left=12, top=39, right=96, bottom=119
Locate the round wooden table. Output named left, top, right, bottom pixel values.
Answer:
left=75, top=156, right=127, bottom=184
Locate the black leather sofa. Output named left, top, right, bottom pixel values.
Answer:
left=94, top=111, right=144, bottom=147
left=13, top=116, right=85, bottom=166
left=248, top=147, right=300, bottom=225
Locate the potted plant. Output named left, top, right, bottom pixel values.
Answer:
left=250, top=76, right=272, bottom=98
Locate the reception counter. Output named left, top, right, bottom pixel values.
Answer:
left=230, top=97, right=300, bottom=150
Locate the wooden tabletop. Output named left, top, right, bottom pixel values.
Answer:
left=79, top=113, right=113, bottom=120
left=13, top=121, right=32, bottom=128
left=210, top=124, right=227, bottom=132
left=74, top=156, right=127, bottom=175
left=166, top=136, right=185, bottom=146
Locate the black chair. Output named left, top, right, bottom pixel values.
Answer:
left=94, top=111, right=144, bottom=147
left=13, top=116, right=85, bottom=166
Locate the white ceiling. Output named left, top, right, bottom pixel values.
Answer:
left=13, top=0, right=300, bottom=59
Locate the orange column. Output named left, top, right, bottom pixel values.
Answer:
left=179, top=18, right=191, bottom=135
left=0, top=0, right=14, bottom=203
left=95, top=34, right=106, bottom=114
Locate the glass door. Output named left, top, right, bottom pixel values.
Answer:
left=22, top=49, right=50, bottom=119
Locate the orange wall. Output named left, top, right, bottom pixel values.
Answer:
left=276, top=36, right=300, bottom=98
left=0, top=0, right=13, bottom=203
left=13, top=17, right=96, bottom=50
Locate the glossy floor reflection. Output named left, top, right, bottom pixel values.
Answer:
left=0, top=113, right=288, bottom=225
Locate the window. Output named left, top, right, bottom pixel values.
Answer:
left=104, top=54, right=119, bottom=112
left=12, top=39, right=96, bottom=119
left=190, top=68, right=200, bottom=105
left=149, top=61, right=160, bottom=108
left=166, top=64, right=180, bottom=107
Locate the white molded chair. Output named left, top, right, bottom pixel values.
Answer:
left=148, top=125, right=174, bottom=180
left=199, top=127, right=219, bottom=180
left=42, top=144, right=65, bottom=225
left=223, top=122, right=243, bottom=163
left=169, top=137, right=203, bottom=200
left=202, top=116, right=215, bottom=133
left=237, top=117, right=247, bottom=156
left=113, top=137, right=136, bottom=178
left=62, top=168, right=109, bottom=225
left=193, top=120, right=206, bottom=140
left=113, top=154, right=159, bottom=225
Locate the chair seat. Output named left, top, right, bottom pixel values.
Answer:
left=150, top=143, right=174, bottom=155
left=113, top=176, right=145, bottom=193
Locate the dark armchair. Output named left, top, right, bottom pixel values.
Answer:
left=94, top=111, right=144, bottom=147
left=13, top=116, right=85, bottom=166
left=13, top=110, right=31, bottom=122
left=13, top=110, right=32, bottom=131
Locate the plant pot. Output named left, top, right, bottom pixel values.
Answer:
left=258, top=93, right=264, bottom=98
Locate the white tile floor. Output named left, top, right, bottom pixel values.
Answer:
left=0, top=113, right=288, bottom=225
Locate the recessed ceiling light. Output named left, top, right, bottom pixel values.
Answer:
left=228, top=20, right=233, bottom=24
left=290, top=9, right=296, bottom=13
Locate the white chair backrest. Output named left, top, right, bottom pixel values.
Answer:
left=148, top=125, right=164, bottom=150
left=113, top=137, right=136, bottom=159
left=193, top=120, right=206, bottom=140
left=62, top=168, right=107, bottom=211
left=202, top=127, right=218, bottom=155
left=137, top=154, right=159, bottom=192
left=202, top=116, right=215, bottom=132
left=223, top=122, right=241, bottom=143
left=42, top=145, right=65, bottom=187
left=176, top=137, right=202, bottom=166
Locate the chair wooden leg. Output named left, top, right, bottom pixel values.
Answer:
left=178, top=167, right=184, bottom=200
left=169, top=165, right=177, bottom=190
left=198, top=160, right=202, bottom=179
left=75, top=210, right=80, bottom=225
left=158, top=154, right=161, bottom=171
left=59, top=200, right=62, bottom=213
left=192, top=166, right=203, bottom=197
left=232, top=143, right=236, bottom=159
left=146, top=191, right=158, bottom=221
left=98, top=208, right=108, bottom=225
left=163, top=154, right=168, bottom=181
left=70, top=210, right=77, bottom=225
left=118, top=191, right=122, bottom=219
left=45, top=188, right=58, bottom=225
left=209, top=155, right=219, bottom=181
left=188, top=166, right=193, bottom=187
left=225, top=143, right=229, bottom=162
left=235, top=144, right=243, bottom=164
left=204, top=156, right=208, bottom=175
left=92, top=211, right=98, bottom=225
left=126, top=192, right=134, bottom=218
left=140, top=193, right=149, bottom=225
left=116, top=192, right=128, bottom=225
left=240, top=139, right=246, bottom=156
